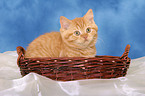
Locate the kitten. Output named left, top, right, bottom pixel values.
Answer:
left=25, top=9, right=98, bottom=58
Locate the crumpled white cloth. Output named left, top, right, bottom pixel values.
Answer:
left=0, top=51, right=145, bottom=96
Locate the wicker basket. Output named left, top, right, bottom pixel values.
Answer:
left=17, top=45, right=131, bottom=81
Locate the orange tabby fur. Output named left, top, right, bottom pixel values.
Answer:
left=25, top=9, right=98, bottom=58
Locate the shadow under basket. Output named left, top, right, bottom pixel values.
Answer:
left=17, top=45, right=131, bottom=81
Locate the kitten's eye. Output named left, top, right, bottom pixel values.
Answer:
left=86, top=28, right=91, bottom=33
left=74, top=31, right=80, bottom=36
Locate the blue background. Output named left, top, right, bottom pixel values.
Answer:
left=0, top=0, right=145, bottom=59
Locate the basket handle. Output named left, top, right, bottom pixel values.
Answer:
left=17, top=46, right=25, bottom=56
left=120, top=44, right=130, bottom=59
left=16, top=46, right=25, bottom=65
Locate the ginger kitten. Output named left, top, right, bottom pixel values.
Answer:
left=25, top=9, right=98, bottom=58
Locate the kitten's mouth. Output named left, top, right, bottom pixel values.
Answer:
left=84, top=39, right=89, bottom=43
left=84, top=39, right=89, bottom=42
left=80, top=40, right=90, bottom=46
left=74, top=39, right=91, bottom=48
left=84, top=39, right=88, bottom=41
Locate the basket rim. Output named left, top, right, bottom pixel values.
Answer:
left=16, top=44, right=130, bottom=60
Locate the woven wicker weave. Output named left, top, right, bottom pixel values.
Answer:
left=17, top=45, right=131, bottom=81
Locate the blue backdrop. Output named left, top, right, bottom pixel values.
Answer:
left=0, top=0, right=145, bottom=59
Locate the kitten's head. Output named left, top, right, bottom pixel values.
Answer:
left=60, top=9, right=98, bottom=49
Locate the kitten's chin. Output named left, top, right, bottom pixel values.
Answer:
left=75, top=41, right=91, bottom=49
left=64, top=41, right=88, bottom=49
left=79, top=38, right=97, bottom=48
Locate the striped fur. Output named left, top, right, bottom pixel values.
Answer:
left=25, top=9, right=98, bottom=58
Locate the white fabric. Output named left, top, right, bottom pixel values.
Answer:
left=0, top=51, right=145, bottom=96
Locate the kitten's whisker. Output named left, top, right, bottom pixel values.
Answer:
left=96, top=37, right=105, bottom=50
left=97, top=38, right=105, bottom=45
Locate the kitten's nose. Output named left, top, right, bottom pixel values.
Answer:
left=81, top=34, right=88, bottom=40
left=83, top=36, right=88, bottom=40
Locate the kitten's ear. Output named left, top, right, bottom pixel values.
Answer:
left=60, top=16, right=71, bottom=30
left=84, top=9, right=94, bottom=23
